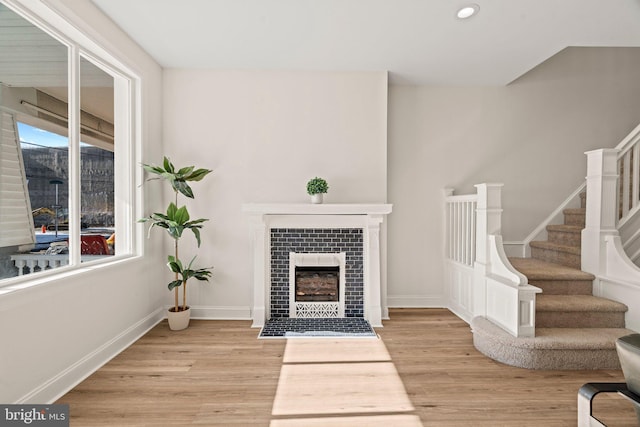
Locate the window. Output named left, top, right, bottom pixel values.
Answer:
left=0, top=1, right=135, bottom=282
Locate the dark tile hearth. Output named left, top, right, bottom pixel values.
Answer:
left=258, top=317, right=377, bottom=339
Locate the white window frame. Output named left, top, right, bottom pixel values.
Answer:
left=0, top=0, right=140, bottom=287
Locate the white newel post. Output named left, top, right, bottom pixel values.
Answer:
left=473, top=183, right=504, bottom=317
left=582, top=149, right=620, bottom=293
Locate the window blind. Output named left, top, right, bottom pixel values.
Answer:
left=0, top=110, right=35, bottom=247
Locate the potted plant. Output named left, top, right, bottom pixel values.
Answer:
left=140, top=157, right=213, bottom=330
left=306, top=177, right=329, bottom=204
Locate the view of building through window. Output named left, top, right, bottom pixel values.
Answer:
left=19, top=122, right=115, bottom=258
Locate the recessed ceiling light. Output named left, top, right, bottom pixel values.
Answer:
left=457, top=4, right=480, bottom=19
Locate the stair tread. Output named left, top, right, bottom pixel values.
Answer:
left=546, top=224, right=583, bottom=232
left=533, top=327, right=634, bottom=349
left=472, top=317, right=632, bottom=350
left=563, top=208, right=586, bottom=214
left=509, top=257, right=594, bottom=280
left=472, top=317, right=629, bottom=369
left=536, top=294, right=628, bottom=312
left=530, top=240, right=581, bottom=254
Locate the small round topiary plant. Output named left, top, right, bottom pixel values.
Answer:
left=306, top=177, right=329, bottom=195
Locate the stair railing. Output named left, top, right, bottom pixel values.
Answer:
left=583, top=148, right=640, bottom=331
left=444, top=188, right=477, bottom=322
left=616, top=122, right=640, bottom=227
left=445, top=183, right=541, bottom=337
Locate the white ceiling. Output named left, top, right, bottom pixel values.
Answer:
left=91, top=0, right=640, bottom=85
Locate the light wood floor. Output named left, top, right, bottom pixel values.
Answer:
left=59, top=309, right=639, bottom=426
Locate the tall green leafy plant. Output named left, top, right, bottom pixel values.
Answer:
left=139, top=157, right=213, bottom=313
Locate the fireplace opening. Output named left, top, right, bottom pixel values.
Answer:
left=294, top=266, right=339, bottom=302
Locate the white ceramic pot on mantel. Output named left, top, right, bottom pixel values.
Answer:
left=311, top=193, right=323, bottom=204
left=168, top=306, right=191, bottom=331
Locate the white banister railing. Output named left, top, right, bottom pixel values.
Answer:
left=444, top=191, right=477, bottom=267
left=583, top=148, right=640, bottom=332
left=444, top=189, right=477, bottom=322
left=445, top=184, right=541, bottom=337
left=616, top=123, right=640, bottom=227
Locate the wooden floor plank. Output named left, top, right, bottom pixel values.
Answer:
left=58, top=309, right=638, bottom=426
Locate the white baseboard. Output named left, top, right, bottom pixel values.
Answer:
left=19, top=307, right=165, bottom=404
left=447, top=305, right=472, bottom=324
left=598, top=276, right=640, bottom=333
left=189, top=305, right=251, bottom=320
left=386, top=295, right=445, bottom=308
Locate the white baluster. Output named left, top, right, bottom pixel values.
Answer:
left=15, top=260, right=26, bottom=276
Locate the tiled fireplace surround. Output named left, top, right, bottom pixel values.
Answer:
left=243, top=204, right=392, bottom=328
left=271, top=228, right=362, bottom=318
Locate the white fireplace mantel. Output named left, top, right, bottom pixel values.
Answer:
left=242, top=203, right=392, bottom=216
left=242, top=203, right=392, bottom=328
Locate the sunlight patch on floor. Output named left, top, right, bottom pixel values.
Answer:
left=282, top=337, right=391, bottom=364
left=270, top=414, right=423, bottom=426
left=271, top=338, right=422, bottom=426
left=272, top=362, right=413, bottom=416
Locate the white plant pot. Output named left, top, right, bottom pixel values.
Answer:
left=167, top=306, right=190, bottom=331
left=311, top=193, right=324, bottom=204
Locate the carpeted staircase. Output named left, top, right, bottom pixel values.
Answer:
left=472, top=199, right=633, bottom=369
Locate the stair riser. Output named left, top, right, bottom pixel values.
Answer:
left=547, top=230, right=581, bottom=247
left=472, top=332, right=621, bottom=370
left=564, top=212, right=585, bottom=227
left=535, top=312, right=626, bottom=328
left=528, top=280, right=593, bottom=295
left=531, top=247, right=581, bottom=269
